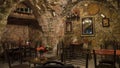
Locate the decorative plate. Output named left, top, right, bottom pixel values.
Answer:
left=87, top=3, right=100, bottom=15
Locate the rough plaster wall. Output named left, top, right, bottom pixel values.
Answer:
left=116, top=8, right=120, bottom=41
left=38, top=12, right=64, bottom=55
left=29, top=26, right=42, bottom=42
left=29, top=0, right=65, bottom=55
left=1, top=21, right=42, bottom=46
left=39, top=1, right=119, bottom=51
left=64, top=1, right=119, bottom=49
left=0, top=0, right=24, bottom=40
left=1, top=24, right=29, bottom=42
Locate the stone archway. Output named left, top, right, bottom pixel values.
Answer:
left=0, top=0, right=25, bottom=40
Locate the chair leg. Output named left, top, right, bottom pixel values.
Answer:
left=118, top=57, right=120, bottom=68
left=86, top=53, right=89, bottom=68
left=93, top=50, right=97, bottom=68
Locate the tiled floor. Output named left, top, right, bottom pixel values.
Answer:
left=0, top=62, right=9, bottom=68
left=65, top=59, right=94, bottom=68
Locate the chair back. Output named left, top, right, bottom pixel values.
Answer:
left=93, top=49, right=116, bottom=68
left=2, top=41, right=23, bottom=68
left=6, top=47, right=23, bottom=68
left=1, top=41, right=9, bottom=62
left=34, top=61, right=74, bottom=68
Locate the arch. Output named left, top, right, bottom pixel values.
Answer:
left=0, top=0, right=33, bottom=40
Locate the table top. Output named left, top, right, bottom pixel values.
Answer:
left=94, top=49, right=120, bottom=56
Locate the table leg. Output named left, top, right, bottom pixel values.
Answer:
left=34, top=63, right=37, bottom=67
left=86, top=53, right=89, bottom=68
left=118, top=56, right=120, bottom=68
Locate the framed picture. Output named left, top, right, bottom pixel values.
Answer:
left=65, top=21, right=72, bottom=33
left=81, top=17, right=94, bottom=36
left=102, top=18, right=110, bottom=27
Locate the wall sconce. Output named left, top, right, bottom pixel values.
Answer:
left=66, top=12, right=80, bottom=21
left=100, top=14, right=106, bottom=18
left=50, top=10, right=56, bottom=17
left=84, top=3, right=88, bottom=7
left=52, top=11, right=56, bottom=16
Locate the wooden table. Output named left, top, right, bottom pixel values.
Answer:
left=94, top=49, right=120, bottom=55
left=93, top=49, right=120, bottom=68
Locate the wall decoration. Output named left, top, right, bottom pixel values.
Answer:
left=88, top=3, right=100, bottom=15
left=102, top=18, right=110, bottom=27
left=81, top=17, right=94, bottom=36
left=100, top=14, right=106, bottom=18
left=65, top=21, right=72, bottom=33
left=66, top=12, right=80, bottom=21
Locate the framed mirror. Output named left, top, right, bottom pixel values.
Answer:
left=81, top=17, right=94, bottom=36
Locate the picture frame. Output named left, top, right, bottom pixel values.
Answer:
left=65, top=21, right=72, bottom=33
left=81, top=17, right=94, bottom=36
left=102, top=18, right=110, bottom=27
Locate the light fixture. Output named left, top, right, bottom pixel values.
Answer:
left=52, top=11, right=56, bottom=16
left=100, top=14, right=106, bottom=18
left=66, top=12, right=80, bottom=21
left=84, top=3, right=88, bottom=7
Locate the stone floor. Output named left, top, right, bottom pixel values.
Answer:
left=0, top=59, right=91, bottom=68
left=0, top=58, right=119, bottom=68
left=0, top=58, right=97, bottom=68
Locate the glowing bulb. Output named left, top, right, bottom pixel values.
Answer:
left=84, top=3, right=88, bottom=6
left=100, top=14, right=105, bottom=18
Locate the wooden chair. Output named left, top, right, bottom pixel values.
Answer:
left=100, top=40, right=117, bottom=66
left=22, top=42, right=37, bottom=62
left=1, top=41, right=11, bottom=62
left=93, top=49, right=116, bottom=68
left=34, top=61, right=75, bottom=68
left=3, top=41, right=30, bottom=68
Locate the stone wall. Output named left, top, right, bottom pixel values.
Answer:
left=2, top=24, right=29, bottom=42
left=29, top=25, right=42, bottom=43
left=1, top=17, right=41, bottom=45
left=64, top=1, right=120, bottom=49
left=0, top=0, right=23, bottom=40
left=0, top=0, right=120, bottom=55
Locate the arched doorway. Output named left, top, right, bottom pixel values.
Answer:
left=0, top=1, right=42, bottom=55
